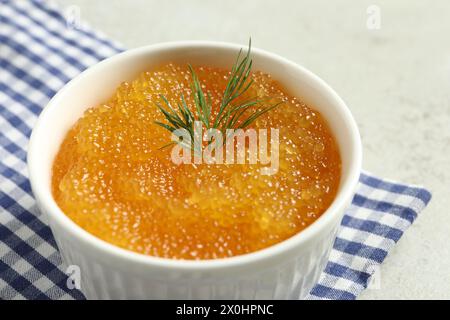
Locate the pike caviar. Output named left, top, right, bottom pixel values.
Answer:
left=52, top=63, right=341, bottom=260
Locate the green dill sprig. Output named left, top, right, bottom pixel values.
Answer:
left=154, top=39, right=281, bottom=148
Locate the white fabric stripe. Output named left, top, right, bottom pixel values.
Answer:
left=32, top=275, right=55, bottom=293
left=34, top=241, right=60, bottom=262
left=10, top=252, right=36, bottom=275
left=2, top=5, right=101, bottom=67
left=0, top=54, right=58, bottom=104
left=1, top=147, right=25, bottom=168
left=0, top=178, right=27, bottom=197
left=2, top=25, right=81, bottom=80
left=0, top=139, right=28, bottom=165
left=328, top=250, right=380, bottom=274
left=337, top=225, right=394, bottom=253
left=16, top=1, right=120, bottom=57
left=0, top=207, right=15, bottom=226
left=0, top=72, right=50, bottom=113
left=346, top=205, right=412, bottom=230
left=319, top=273, right=365, bottom=295
left=1, top=209, right=48, bottom=244
left=0, top=114, right=32, bottom=151
left=0, top=44, right=66, bottom=93
left=0, top=279, right=25, bottom=300
left=350, top=197, right=418, bottom=225
left=358, top=183, right=428, bottom=208
left=0, top=91, right=37, bottom=130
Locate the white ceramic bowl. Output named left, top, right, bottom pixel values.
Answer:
left=28, top=41, right=362, bottom=300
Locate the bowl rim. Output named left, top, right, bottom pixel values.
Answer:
left=28, top=40, right=362, bottom=272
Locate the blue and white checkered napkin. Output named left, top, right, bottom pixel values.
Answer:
left=0, top=0, right=431, bottom=300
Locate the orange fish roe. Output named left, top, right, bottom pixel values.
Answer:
left=52, top=63, right=341, bottom=260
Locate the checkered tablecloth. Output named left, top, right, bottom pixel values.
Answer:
left=0, top=0, right=431, bottom=300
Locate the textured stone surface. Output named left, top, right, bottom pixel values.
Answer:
left=58, top=0, right=450, bottom=299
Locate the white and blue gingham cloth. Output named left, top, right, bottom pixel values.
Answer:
left=0, top=0, right=432, bottom=300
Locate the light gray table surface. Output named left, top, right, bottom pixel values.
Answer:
left=57, top=0, right=450, bottom=299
